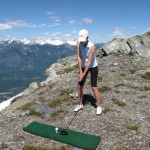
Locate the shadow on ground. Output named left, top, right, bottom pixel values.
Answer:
left=83, top=94, right=97, bottom=108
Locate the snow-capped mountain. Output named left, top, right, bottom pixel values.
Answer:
left=0, top=38, right=76, bottom=46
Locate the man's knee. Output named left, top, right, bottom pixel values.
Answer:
left=91, top=87, right=98, bottom=92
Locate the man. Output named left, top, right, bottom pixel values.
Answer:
left=74, top=29, right=102, bottom=115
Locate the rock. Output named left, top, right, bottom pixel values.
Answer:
left=22, top=82, right=40, bottom=96
left=32, top=105, right=55, bottom=115
left=22, top=88, right=31, bottom=96
left=128, top=34, right=150, bottom=58
left=102, top=38, right=123, bottom=53
left=43, top=64, right=61, bottom=85
left=69, top=92, right=78, bottom=100
left=102, top=32, right=150, bottom=58
left=45, top=63, right=63, bottom=76
left=29, top=82, right=40, bottom=89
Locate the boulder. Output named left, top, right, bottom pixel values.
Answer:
left=45, top=63, right=63, bottom=76
left=127, top=34, right=150, bottom=58
left=22, top=82, right=40, bottom=95
left=102, top=38, right=123, bottom=53
left=102, top=32, right=150, bottom=58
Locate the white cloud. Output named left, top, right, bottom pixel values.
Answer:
left=71, top=30, right=77, bottom=34
left=82, top=17, right=93, bottom=24
left=69, top=19, right=76, bottom=25
left=111, top=27, right=124, bottom=38
left=0, top=20, right=34, bottom=30
left=38, top=23, right=47, bottom=27
left=64, top=34, right=72, bottom=37
left=50, top=16, right=61, bottom=22
left=0, top=23, right=12, bottom=30
left=48, top=22, right=61, bottom=27
left=51, top=32, right=61, bottom=36
left=46, top=11, right=55, bottom=15
left=7, top=20, right=30, bottom=27
left=44, top=32, right=49, bottom=35
left=46, top=11, right=61, bottom=23
left=50, top=32, right=61, bottom=39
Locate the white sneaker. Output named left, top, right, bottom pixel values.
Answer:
left=74, top=105, right=83, bottom=112
left=96, top=106, right=102, bottom=115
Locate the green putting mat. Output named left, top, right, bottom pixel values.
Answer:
left=23, top=121, right=101, bottom=150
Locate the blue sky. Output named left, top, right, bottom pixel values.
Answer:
left=0, top=0, right=150, bottom=43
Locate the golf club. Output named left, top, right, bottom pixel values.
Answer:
left=59, top=80, right=79, bottom=135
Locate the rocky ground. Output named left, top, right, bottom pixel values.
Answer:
left=0, top=52, right=150, bottom=150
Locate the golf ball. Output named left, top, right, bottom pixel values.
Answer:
left=55, top=128, right=58, bottom=133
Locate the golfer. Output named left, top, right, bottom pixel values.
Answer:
left=74, top=29, right=102, bottom=115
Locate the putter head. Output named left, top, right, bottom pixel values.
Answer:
left=59, top=129, right=68, bottom=135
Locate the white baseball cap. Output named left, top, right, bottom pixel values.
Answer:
left=78, top=29, right=88, bottom=42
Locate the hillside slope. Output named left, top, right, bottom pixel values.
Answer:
left=0, top=51, right=150, bottom=149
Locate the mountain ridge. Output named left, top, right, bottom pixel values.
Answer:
left=0, top=38, right=77, bottom=46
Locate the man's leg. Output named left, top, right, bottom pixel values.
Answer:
left=78, top=85, right=83, bottom=105
left=90, top=67, right=102, bottom=114
left=74, top=69, right=88, bottom=112
left=91, top=87, right=100, bottom=107
left=78, top=68, right=89, bottom=105
left=92, top=87, right=102, bottom=114
left=74, top=84, right=84, bottom=112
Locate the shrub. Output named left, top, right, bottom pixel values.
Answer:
left=51, top=109, right=68, bottom=118
left=48, top=99, right=62, bottom=108
left=60, top=145, right=68, bottom=150
left=59, top=88, right=73, bottom=95
left=22, top=145, right=48, bottom=150
left=97, top=76, right=102, bottom=81
left=114, top=90, right=120, bottom=94
left=28, top=109, right=41, bottom=116
left=102, top=107, right=110, bottom=114
left=63, top=64, right=78, bottom=73
left=18, top=102, right=34, bottom=110
left=120, top=73, right=126, bottom=76
left=48, top=97, right=70, bottom=108
left=128, top=51, right=135, bottom=57
left=143, top=86, right=150, bottom=91
left=0, top=142, right=8, bottom=149
left=127, top=125, right=139, bottom=132
left=18, top=102, right=41, bottom=116
left=115, top=145, right=129, bottom=150
left=114, top=83, right=125, bottom=87
left=141, top=72, right=150, bottom=80
left=99, top=86, right=111, bottom=93
left=49, top=83, right=55, bottom=89
left=11, top=97, right=20, bottom=104
left=112, top=98, right=126, bottom=107
left=129, top=68, right=137, bottom=74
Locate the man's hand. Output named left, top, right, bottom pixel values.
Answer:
left=78, top=71, right=83, bottom=82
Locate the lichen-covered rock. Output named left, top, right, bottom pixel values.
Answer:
left=102, top=32, right=150, bottom=58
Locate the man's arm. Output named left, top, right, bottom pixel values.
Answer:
left=77, top=42, right=82, bottom=73
left=80, top=45, right=95, bottom=80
